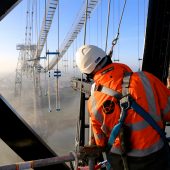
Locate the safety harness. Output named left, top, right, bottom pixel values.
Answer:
left=94, top=72, right=170, bottom=170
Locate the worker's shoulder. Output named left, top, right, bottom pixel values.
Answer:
left=132, top=71, right=159, bottom=82
left=112, top=62, right=132, bottom=73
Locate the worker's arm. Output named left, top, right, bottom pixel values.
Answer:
left=151, top=73, right=170, bottom=121
left=90, top=116, right=108, bottom=147
left=87, top=98, right=107, bottom=146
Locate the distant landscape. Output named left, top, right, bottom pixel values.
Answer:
left=0, top=72, right=81, bottom=165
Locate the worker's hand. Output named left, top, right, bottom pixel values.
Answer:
left=79, top=145, right=105, bottom=158
left=90, top=136, right=96, bottom=145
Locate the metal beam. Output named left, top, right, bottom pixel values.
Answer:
left=142, top=0, right=170, bottom=84
left=35, top=0, right=58, bottom=63
left=0, top=0, right=22, bottom=21
left=46, top=0, right=99, bottom=70
left=71, top=78, right=92, bottom=95
left=0, top=94, right=69, bottom=170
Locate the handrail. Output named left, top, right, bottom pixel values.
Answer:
left=0, top=152, right=79, bottom=170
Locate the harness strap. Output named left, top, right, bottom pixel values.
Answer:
left=130, top=97, right=170, bottom=168
left=94, top=73, right=133, bottom=152
left=94, top=72, right=168, bottom=144
left=94, top=77, right=169, bottom=144
left=94, top=84, right=122, bottom=100
left=93, top=71, right=169, bottom=169
left=130, top=98, right=167, bottom=142
left=118, top=72, right=132, bottom=170
left=94, top=72, right=132, bottom=100
left=106, top=72, right=132, bottom=170
left=107, top=108, right=127, bottom=149
left=121, top=72, right=132, bottom=96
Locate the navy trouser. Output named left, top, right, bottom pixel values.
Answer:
left=107, top=146, right=170, bottom=170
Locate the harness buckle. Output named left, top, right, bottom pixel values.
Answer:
left=120, top=95, right=131, bottom=110
left=94, top=84, right=103, bottom=92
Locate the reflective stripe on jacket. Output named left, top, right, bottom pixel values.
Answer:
left=87, top=63, right=170, bottom=157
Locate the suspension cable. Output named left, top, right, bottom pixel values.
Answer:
left=83, top=0, right=88, bottom=45
left=138, top=0, right=140, bottom=70
left=97, top=2, right=99, bottom=46
left=43, top=0, right=47, bottom=96
left=76, top=0, right=89, bottom=153
left=100, top=0, right=103, bottom=48
left=57, top=0, right=60, bottom=78
left=105, top=0, right=111, bottom=52
left=109, top=0, right=127, bottom=57
left=56, top=0, right=60, bottom=111
left=45, top=0, right=51, bottom=112
left=116, top=0, right=120, bottom=62
left=31, top=1, right=34, bottom=47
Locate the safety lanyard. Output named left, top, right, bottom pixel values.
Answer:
left=107, top=95, right=130, bottom=150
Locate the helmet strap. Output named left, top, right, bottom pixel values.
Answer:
left=86, top=55, right=112, bottom=79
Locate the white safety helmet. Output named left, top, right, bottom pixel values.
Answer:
left=75, top=45, right=107, bottom=74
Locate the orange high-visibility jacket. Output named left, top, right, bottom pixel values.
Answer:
left=88, top=63, right=170, bottom=157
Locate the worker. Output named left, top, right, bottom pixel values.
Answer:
left=75, top=44, right=170, bottom=170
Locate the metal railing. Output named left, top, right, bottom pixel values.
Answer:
left=0, top=146, right=106, bottom=170
left=0, top=152, right=77, bottom=170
